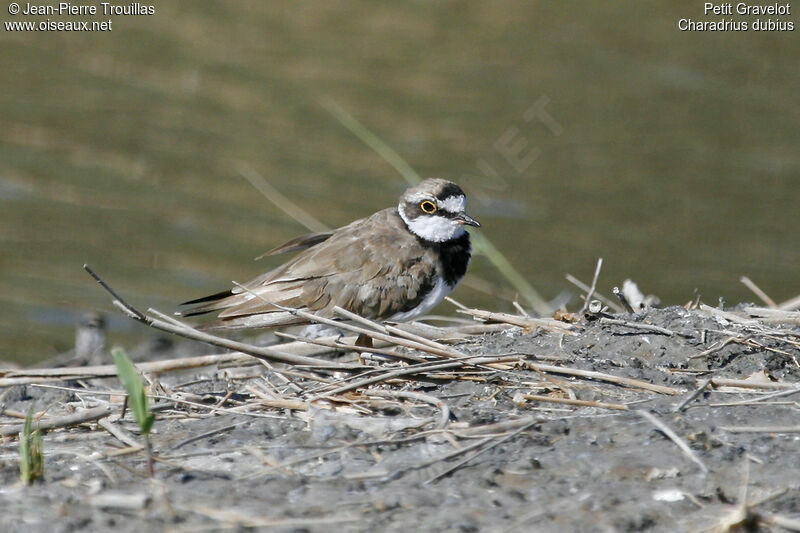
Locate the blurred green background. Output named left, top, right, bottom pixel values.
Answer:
left=1, top=1, right=798, bottom=363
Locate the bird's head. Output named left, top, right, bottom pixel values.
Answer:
left=398, top=179, right=480, bottom=243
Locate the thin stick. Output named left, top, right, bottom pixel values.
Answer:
left=764, top=513, right=800, bottom=531
left=1, top=405, right=111, bottom=437
left=565, top=274, right=624, bottom=313
left=444, top=296, right=468, bottom=310
left=706, top=387, right=800, bottom=406
left=523, top=394, right=628, bottom=411
left=777, top=293, right=800, bottom=311
left=580, top=258, right=603, bottom=315
left=744, top=307, right=800, bottom=324
left=178, top=504, right=357, bottom=529
left=711, top=378, right=800, bottom=391
left=512, top=301, right=529, bottom=318
left=457, top=308, right=576, bottom=335
left=425, top=420, right=537, bottom=484
left=599, top=318, right=692, bottom=338
left=718, top=426, right=800, bottom=434
left=637, top=410, right=709, bottom=474
left=526, top=362, right=679, bottom=395
left=171, top=422, right=247, bottom=450
left=0, top=345, right=359, bottom=387
left=148, top=306, right=356, bottom=369
left=453, top=416, right=537, bottom=437
left=332, top=306, right=465, bottom=358
left=83, top=265, right=355, bottom=370
left=365, top=389, right=451, bottom=429
left=698, top=304, right=758, bottom=325
left=3, top=353, right=253, bottom=380
left=274, top=331, right=427, bottom=363
left=268, top=301, right=496, bottom=364
left=390, top=436, right=494, bottom=480
left=674, top=378, right=713, bottom=412
left=312, top=355, right=523, bottom=398
left=98, top=418, right=142, bottom=449
left=740, top=276, right=777, bottom=308
left=84, top=265, right=145, bottom=320
left=0, top=376, right=100, bottom=387
left=688, top=335, right=747, bottom=360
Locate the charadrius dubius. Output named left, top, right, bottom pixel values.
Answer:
left=179, top=178, right=480, bottom=330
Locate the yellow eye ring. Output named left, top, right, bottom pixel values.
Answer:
left=420, top=200, right=437, bottom=214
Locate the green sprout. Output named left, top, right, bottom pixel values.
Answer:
left=20, top=408, right=44, bottom=484
left=112, top=347, right=155, bottom=476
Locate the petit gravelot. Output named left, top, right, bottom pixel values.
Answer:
left=179, top=179, right=480, bottom=333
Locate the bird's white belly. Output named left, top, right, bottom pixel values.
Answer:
left=389, top=277, right=454, bottom=322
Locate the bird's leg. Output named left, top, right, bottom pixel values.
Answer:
left=355, top=333, right=375, bottom=365
left=355, top=333, right=373, bottom=349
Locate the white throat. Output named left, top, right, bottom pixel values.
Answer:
left=398, top=203, right=465, bottom=243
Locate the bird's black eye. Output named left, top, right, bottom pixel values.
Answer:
left=420, top=200, right=437, bottom=214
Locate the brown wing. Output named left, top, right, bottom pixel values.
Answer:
left=257, top=231, right=334, bottom=257
left=183, top=209, right=438, bottom=328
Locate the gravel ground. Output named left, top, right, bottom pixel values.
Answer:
left=1, top=305, right=799, bottom=532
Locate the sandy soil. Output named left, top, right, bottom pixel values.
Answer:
left=1, top=305, right=799, bottom=532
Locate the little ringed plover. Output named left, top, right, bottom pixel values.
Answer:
left=179, top=178, right=480, bottom=330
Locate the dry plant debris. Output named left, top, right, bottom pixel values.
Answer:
left=0, top=273, right=798, bottom=531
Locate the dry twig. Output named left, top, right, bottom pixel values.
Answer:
left=1, top=405, right=111, bottom=437
left=637, top=410, right=709, bottom=474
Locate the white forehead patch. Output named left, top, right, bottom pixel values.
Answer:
left=439, top=195, right=466, bottom=213
left=405, top=192, right=432, bottom=204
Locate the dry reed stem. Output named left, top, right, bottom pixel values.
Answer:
left=365, top=389, right=450, bottom=429
left=565, top=273, right=624, bottom=313
left=523, top=394, right=628, bottom=411
left=332, top=306, right=465, bottom=358
left=579, top=258, right=604, bottom=315
left=777, top=293, right=800, bottom=311
left=272, top=303, right=512, bottom=371
left=599, top=317, right=691, bottom=337
left=674, top=378, right=713, bottom=412
left=457, top=308, right=577, bottom=335
left=1, top=405, right=111, bottom=437
left=744, top=306, right=800, bottom=324
left=311, top=355, right=524, bottom=399
left=268, top=302, right=469, bottom=361
left=698, top=304, right=760, bottom=326
left=84, top=266, right=357, bottom=370
left=98, top=418, right=142, bottom=449
left=178, top=503, right=357, bottom=529
left=525, top=362, right=680, bottom=395
left=705, top=387, right=800, bottom=406
left=711, top=378, right=800, bottom=391
left=718, top=426, right=800, bottom=434
left=637, top=409, right=709, bottom=474
left=689, top=336, right=749, bottom=360
left=424, top=420, right=538, bottom=484
left=739, top=276, right=777, bottom=308
left=274, top=331, right=427, bottom=363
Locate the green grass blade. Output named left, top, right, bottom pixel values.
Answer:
left=112, top=347, right=155, bottom=436
left=468, top=231, right=550, bottom=314
left=322, top=99, right=423, bottom=187
left=20, top=408, right=44, bottom=484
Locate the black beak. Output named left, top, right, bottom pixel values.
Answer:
left=455, top=213, right=481, bottom=227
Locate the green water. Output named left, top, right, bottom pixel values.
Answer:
left=1, top=1, right=798, bottom=363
